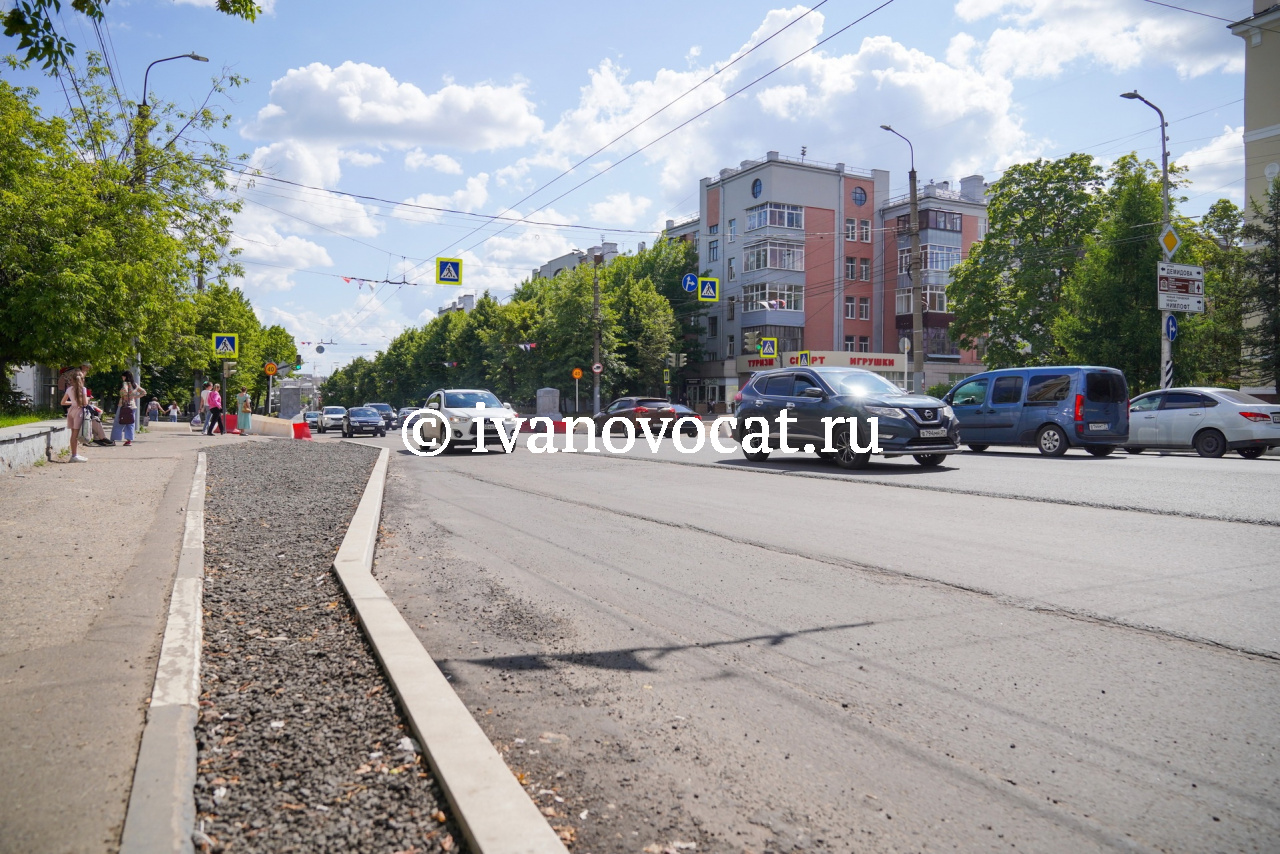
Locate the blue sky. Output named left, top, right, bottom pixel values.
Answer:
left=6, top=0, right=1250, bottom=374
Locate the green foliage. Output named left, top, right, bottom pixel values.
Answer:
left=948, top=154, right=1103, bottom=368
left=1175, top=199, right=1248, bottom=388
left=4, top=0, right=259, bottom=70
left=925, top=382, right=952, bottom=399
left=1240, top=177, right=1280, bottom=392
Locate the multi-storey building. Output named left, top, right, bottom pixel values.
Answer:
left=531, top=242, right=620, bottom=280
left=677, top=151, right=987, bottom=409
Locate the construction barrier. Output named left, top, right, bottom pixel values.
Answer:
left=292, top=421, right=313, bottom=441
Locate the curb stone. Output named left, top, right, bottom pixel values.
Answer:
left=334, top=444, right=568, bottom=854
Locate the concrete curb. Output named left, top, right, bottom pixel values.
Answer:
left=120, top=452, right=207, bottom=854
left=333, top=445, right=568, bottom=854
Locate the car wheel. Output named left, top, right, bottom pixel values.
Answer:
left=1036, top=424, right=1069, bottom=457
left=913, top=453, right=945, bottom=467
left=831, top=425, right=871, bottom=470
left=1193, top=428, right=1226, bottom=458
left=1238, top=447, right=1266, bottom=460
left=740, top=423, right=771, bottom=462
left=1125, top=447, right=1144, bottom=454
left=1086, top=445, right=1116, bottom=457
left=967, top=444, right=989, bottom=453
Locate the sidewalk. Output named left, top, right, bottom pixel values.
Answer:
left=0, top=427, right=246, bottom=854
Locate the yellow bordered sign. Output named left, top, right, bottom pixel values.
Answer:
left=212, top=334, right=238, bottom=358
left=436, top=258, right=463, bottom=285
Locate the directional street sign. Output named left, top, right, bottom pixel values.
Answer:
left=697, top=277, right=719, bottom=302
left=1157, top=262, right=1205, bottom=313
left=436, top=257, right=463, bottom=285
left=212, top=333, right=238, bottom=357
left=1165, top=314, right=1179, bottom=342
left=682, top=273, right=698, bottom=293
left=760, top=337, right=778, bottom=357
left=1158, top=225, right=1181, bottom=260
left=591, top=362, right=603, bottom=374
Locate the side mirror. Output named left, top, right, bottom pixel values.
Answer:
left=943, top=393, right=953, bottom=404
left=800, top=387, right=825, bottom=399
left=504, top=401, right=513, bottom=410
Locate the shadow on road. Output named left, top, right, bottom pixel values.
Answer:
left=713, top=457, right=958, bottom=477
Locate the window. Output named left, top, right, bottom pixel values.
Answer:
left=977, top=217, right=988, bottom=239
left=1026, top=375, right=1072, bottom=405
left=727, top=334, right=735, bottom=359
left=708, top=239, right=720, bottom=262
left=751, top=178, right=763, bottom=198
left=742, top=282, right=805, bottom=311
left=707, top=316, right=719, bottom=338
left=845, top=218, right=857, bottom=240
left=895, top=288, right=912, bottom=315
left=1085, top=372, right=1126, bottom=403
left=762, top=375, right=792, bottom=396
left=898, top=247, right=913, bottom=274
left=846, top=256, right=858, bottom=280
left=951, top=377, right=989, bottom=406
left=1130, top=394, right=1162, bottom=412
left=922, top=244, right=962, bottom=271
left=860, top=258, right=870, bottom=281
left=858, top=335, right=870, bottom=353
left=860, top=219, right=871, bottom=242
left=792, top=375, right=820, bottom=396
left=859, top=296, right=870, bottom=320
left=899, top=210, right=961, bottom=232
left=925, top=326, right=959, bottom=356
left=743, top=239, right=805, bottom=271
left=709, top=223, right=718, bottom=235
left=845, top=296, right=857, bottom=320
left=991, top=376, right=1024, bottom=405
left=746, top=202, right=804, bottom=231
left=728, top=257, right=736, bottom=280
left=1162, top=391, right=1205, bottom=410
left=728, top=295, right=735, bottom=320
left=851, top=186, right=867, bottom=206
left=728, top=219, right=736, bottom=242
left=925, top=284, right=947, bottom=313
left=844, top=335, right=858, bottom=352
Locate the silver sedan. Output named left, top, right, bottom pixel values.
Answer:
left=1124, top=387, right=1280, bottom=458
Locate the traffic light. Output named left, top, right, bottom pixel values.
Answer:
left=745, top=331, right=759, bottom=354
left=666, top=352, right=676, bottom=367
left=677, top=353, right=687, bottom=368
left=293, top=354, right=302, bottom=371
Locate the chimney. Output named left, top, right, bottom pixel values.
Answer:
left=960, top=174, right=986, bottom=201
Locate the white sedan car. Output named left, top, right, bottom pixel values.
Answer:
left=411, top=388, right=521, bottom=452
left=317, top=405, right=346, bottom=434
left=1124, top=387, right=1280, bottom=458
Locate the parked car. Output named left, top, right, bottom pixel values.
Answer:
left=342, top=406, right=387, bottom=438
left=395, top=407, right=418, bottom=429
left=669, top=403, right=704, bottom=437
left=734, top=366, right=961, bottom=468
left=303, top=411, right=320, bottom=430
left=413, top=389, right=521, bottom=452
left=943, top=366, right=1129, bottom=456
left=593, top=397, right=678, bottom=436
left=364, top=402, right=395, bottom=429
left=317, top=405, right=345, bottom=433
left=1124, top=387, right=1280, bottom=458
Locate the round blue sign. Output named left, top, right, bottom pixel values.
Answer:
left=682, top=272, right=698, bottom=293
left=1165, top=314, right=1178, bottom=341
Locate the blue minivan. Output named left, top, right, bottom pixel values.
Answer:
left=943, top=366, right=1129, bottom=456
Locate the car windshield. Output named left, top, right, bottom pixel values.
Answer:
left=444, top=391, right=502, bottom=408
left=366, top=403, right=392, bottom=412
left=349, top=408, right=377, bottom=417
left=324, top=407, right=345, bottom=414
left=1214, top=390, right=1270, bottom=405
left=814, top=368, right=904, bottom=397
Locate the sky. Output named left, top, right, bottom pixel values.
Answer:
left=5, top=0, right=1252, bottom=375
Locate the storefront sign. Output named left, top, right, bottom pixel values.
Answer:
left=735, top=351, right=904, bottom=374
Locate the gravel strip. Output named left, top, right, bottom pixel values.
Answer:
left=194, top=441, right=466, bottom=853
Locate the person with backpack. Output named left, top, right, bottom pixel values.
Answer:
left=60, top=370, right=90, bottom=462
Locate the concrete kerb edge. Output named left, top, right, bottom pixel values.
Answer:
left=333, top=445, right=569, bottom=854
left=120, top=451, right=207, bottom=854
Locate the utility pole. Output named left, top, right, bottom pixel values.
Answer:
left=592, top=252, right=603, bottom=413
left=881, top=125, right=924, bottom=392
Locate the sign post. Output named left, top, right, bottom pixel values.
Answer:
left=572, top=367, right=583, bottom=412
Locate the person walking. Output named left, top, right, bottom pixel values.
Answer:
left=111, top=372, right=145, bottom=446
left=145, top=398, right=161, bottom=426
left=167, top=402, right=180, bottom=422
left=207, top=383, right=225, bottom=436
left=60, top=370, right=90, bottom=462
left=235, top=386, right=253, bottom=435
left=199, top=382, right=212, bottom=432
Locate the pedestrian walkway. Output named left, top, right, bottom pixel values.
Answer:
left=0, top=428, right=245, bottom=854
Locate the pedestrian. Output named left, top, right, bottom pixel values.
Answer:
left=207, top=383, right=225, bottom=436
left=235, top=386, right=253, bottom=435
left=60, top=370, right=90, bottom=462
left=111, top=372, right=145, bottom=446
left=145, top=398, right=161, bottom=426
left=167, top=402, right=180, bottom=422
left=199, top=382, right=212, bottom=432
left=57, top=363, right=92, bottom=417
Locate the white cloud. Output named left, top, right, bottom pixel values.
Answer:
left=398, top=173, right=491, bottom=223
left=404, top=149, right=463, bottom=174
left=245, top=62, right=544, bottom=151
left=1177, top=125, right=1245, bottom=206
left=588, top=192, right=652, bottom=226
left=341, top=150, right=383, bottom=167
left=239, top=140, right=383, bottom=238
left=229, top=205, right=334, bottom=293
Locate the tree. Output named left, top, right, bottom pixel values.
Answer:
left=607, top=272, right=677, bottom=395
left=948, top=154, right=1103, bottom=367
left=1174, top=199, right=1247, bottom=388
left=1241, top=177, right=1280, bottom=394
left=4, top=0, right=260, bottom=70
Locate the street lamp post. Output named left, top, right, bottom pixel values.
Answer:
left=881, top=125, right=924, bottom=393
left=1121, top=90, right=1174, bottom=389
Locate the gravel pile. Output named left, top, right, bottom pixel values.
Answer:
left=194, top=441, right=466, bottom=853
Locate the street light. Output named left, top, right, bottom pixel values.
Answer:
left=881, top=124, right=924, bottom=393
left=1120, top=90, right=1174, bottom=389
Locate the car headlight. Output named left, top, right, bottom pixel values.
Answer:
left=942, top=405, right=954, bottom=419
left=448, top=415, right=468, bottom=424
left=866, top=406, right=905, bottom=418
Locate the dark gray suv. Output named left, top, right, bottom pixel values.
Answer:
left=734, top=367, right=961, bottom=469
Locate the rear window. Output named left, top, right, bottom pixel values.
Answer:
left=1085, top=372, right=1127, bottom=403
left=637, top=398, right=670, bottom=407
left=1216, top=390, right=1270, bottom=405
left=1026, top=374, right=1072, bottom=405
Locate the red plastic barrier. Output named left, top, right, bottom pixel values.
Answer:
left=223, top=413, right=238, bottom=434
left=292, top=421, right=313, bottom=440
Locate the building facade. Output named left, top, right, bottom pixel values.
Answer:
left=532, top=242, right=620, bottom=280
left=682, top=151, right=987, bottom=407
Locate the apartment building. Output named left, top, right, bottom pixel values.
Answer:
left=531, top=242, right=620, bottom=280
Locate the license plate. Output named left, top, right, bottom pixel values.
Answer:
left=1088, top=422, right=1109, bottom=431
left=919, top=428, right=947, bottom=438
left=1272, top=414, right=1280, bottom=424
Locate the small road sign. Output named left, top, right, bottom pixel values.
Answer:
left=264, top=362, right=278, bottom=376
left=797, top=350, right=811, bottom=366
left=1158, top=225, right=1181, bottom=259
left=663, top=368, right=671, bottom=384
left=697, top=277, right=719, bottom=302
left=1165, top=314, right=1179, bottom=342
left=1157, top=262, right=1205, bottom=313
left=760, top=337, right=778, bottom=357
left=591, top=362, right=603, bottom=374
left=315, top=345, right=325, bottom=354
left=572, top=367, right=583, bottom=380
left=436, top=257, right=463, bottom=285
left=682, top=273, right=698, bottom=293
left=212, top=334, right=238, bottom=358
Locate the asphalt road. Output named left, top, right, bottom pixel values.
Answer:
left=337, top=429, right=1279, bottom=853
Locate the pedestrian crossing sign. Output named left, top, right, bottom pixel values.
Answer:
left=212, top=333, right=238, bottom=358
left=436, top=257, right=463, bottom=285
left=760, top=337, right=778, bottom=357
left=697, top=277, right=719, bottom=302
left=797, top=350, right=811, bottom=366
